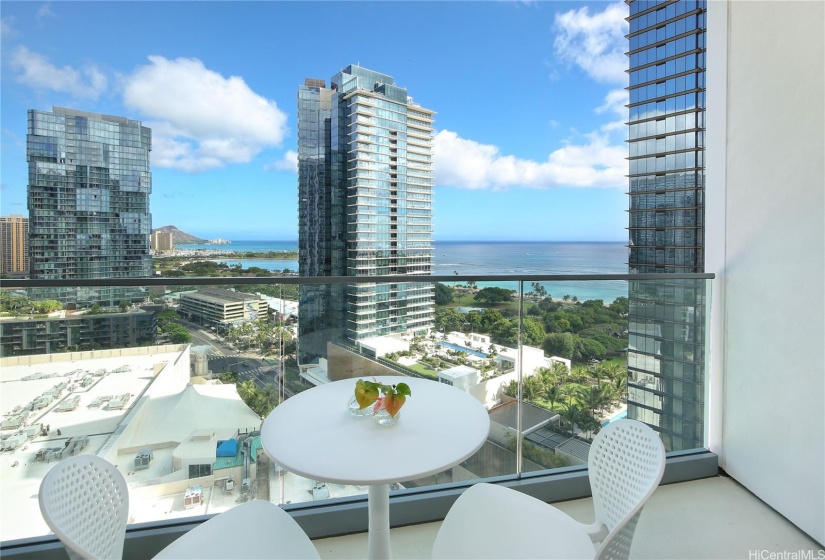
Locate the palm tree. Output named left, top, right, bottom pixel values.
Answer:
left=237, top=380, right=257, bottom=403
left=550, top=361, right=570, bottom=378
left=545, top=384, right=562, bottom=411
left=537, top=366, right=558, bottom=388
left=571, top=365, right=590, bottom=383
left=254, top=384, right=281, bottom=418
left=591, top=364, right=608, bottom=387
left=502, top=380, right=518, bottom=399
left=561, top=403, right=583, bottom=436
left=523, top=375, right=544, bottom=402
left=576, top=385, right=612, bottom=418
left=613, top=376, right=628, bottom=400
left=578, top=413, right=602, bottom=440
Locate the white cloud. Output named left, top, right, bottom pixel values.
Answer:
left=433, top=129, right=625, bottom=191
left=1, top=16, right=18, bottom=38
left=36, top=4, right=56, bottom=20
left=122, top=55, right=288, bottom=172
left=9, top=46, right=108, bottom=99
left=596, top=88, right=629, bottom=119
left=553, top=2, right=628, bottom=84
left=266, top=150, right=298, bottom=173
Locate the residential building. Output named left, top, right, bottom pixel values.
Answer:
left=297, top=65, right=435, bottom=364
left=26, top=107, right=152, bottom=306
left=179, top=287, right=268, bottom=329
left=151, top=231, right=174, bottom=252
left=625, top=0, right=707, bottom=451
left=0, top=309, right=156, bottom=357
left=0, top=215, right=29, bottom=277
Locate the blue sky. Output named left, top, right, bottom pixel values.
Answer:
left=0, top=1, right=630, bottom=242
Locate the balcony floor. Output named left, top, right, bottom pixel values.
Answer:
left=313, top=476, right=823, bottom=559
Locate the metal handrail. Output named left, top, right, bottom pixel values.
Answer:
left=1, top=272, right=714, bottom=289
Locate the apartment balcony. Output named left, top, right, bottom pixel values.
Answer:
left=315, top=477, right=820, bottom=559
left=0, top=264, right=822, bottom=559
left=0, top=2, right=822, bottom=555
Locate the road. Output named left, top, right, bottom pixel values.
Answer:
left=180, top=319, right=282, bottom=390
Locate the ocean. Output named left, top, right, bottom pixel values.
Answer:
left=176, top=240, right=628, bottom=303
left=434, top=241, right=627, bottom=303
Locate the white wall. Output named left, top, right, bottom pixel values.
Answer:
left=709, top=0, right=824, bottom=544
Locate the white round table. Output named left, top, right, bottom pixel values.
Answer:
left=261, top=376, right=491, bottom=560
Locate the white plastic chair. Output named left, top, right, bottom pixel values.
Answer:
left=38, top=454, right=129, bottom=560
left=153, top=499, right=320, bottom=559
left=431, top=419, right=666, bottom=560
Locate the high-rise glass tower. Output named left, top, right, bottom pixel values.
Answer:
left=625, top=0, right=707, bottom=451
left=0, top=215, right=29, bottom=276
left=297, top=65, right=434, bottom=363
left=27, top=107, right=152, bottom=306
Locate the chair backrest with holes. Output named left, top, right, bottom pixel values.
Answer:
left=588, top=419, right=666, bottom=560
left=39, top=455, right=129, bottom=560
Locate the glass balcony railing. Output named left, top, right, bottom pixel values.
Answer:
left=0, top=273, right=712, bottom=546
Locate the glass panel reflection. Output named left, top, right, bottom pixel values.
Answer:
left=0, top=275, right=710, bottom=544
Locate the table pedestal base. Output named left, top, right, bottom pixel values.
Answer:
left=367, top=484, right=391, bottom=560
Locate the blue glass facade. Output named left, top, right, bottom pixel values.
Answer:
left=297, top=66, right=434, bottom=364
left=626, top=0, right=707, bottom=451
left=26, top=107, right=152, bottom=306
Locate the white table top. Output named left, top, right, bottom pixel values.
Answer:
left=260, top=376, right=490, bottom=485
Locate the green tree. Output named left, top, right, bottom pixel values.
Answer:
left=532, top=282, right=549, bottom=299
left=545, top=384, right=563, bottom=411
left=434, top=283, right=455, bottom=305
left=251, top=384, right=281, bottom=418
left=490, top=319, right=518, bottom=347
left=479, top=308, right=505, bottom=330
left=609, top=296, right=629, bottom=315
left=474, top=287, right=515, bottom=304
left=168, top=325, right=193, bottom=344
left=435, top=307, right=464, bottom=333
left=522, top=375, right=545, bottom=401
left=218, top=371, right=238, bottom=384
left=575, top=385, right=612, bottom=417
left=613, top=376, right=628, bottom=400
left=578, top=413, right=602, bottom=440
left=542, top=332, right=579, bottom=360
left=503, top=380, right=518, bottom=398
left=578, top=338, right=607, bottom=361
left=32, top=300, right=63, bottom=313
left=522, top=317, right=546, bottom=347
left=157, top=309, right=180, bottom=326
left=465, top=311, right=483, bottom=333
left=238, top=380, right=258, bottom=404
left=561, top=403, right=584, bottom=436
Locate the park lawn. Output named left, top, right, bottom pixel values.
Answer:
left=598, top=356, right=628, bottom=369
left=532, top=397, right=572, bottom=414
left=406, top=362, right=439, bottom=379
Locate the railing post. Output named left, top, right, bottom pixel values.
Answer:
left=516, top=280, right=524, bottom=476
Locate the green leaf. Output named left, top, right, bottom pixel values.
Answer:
left=395, top=382, right=411, bottom=397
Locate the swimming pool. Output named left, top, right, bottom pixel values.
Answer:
left=437, top=341, right=488, bottom=358
left=601, top=409, right=628, bottom=427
